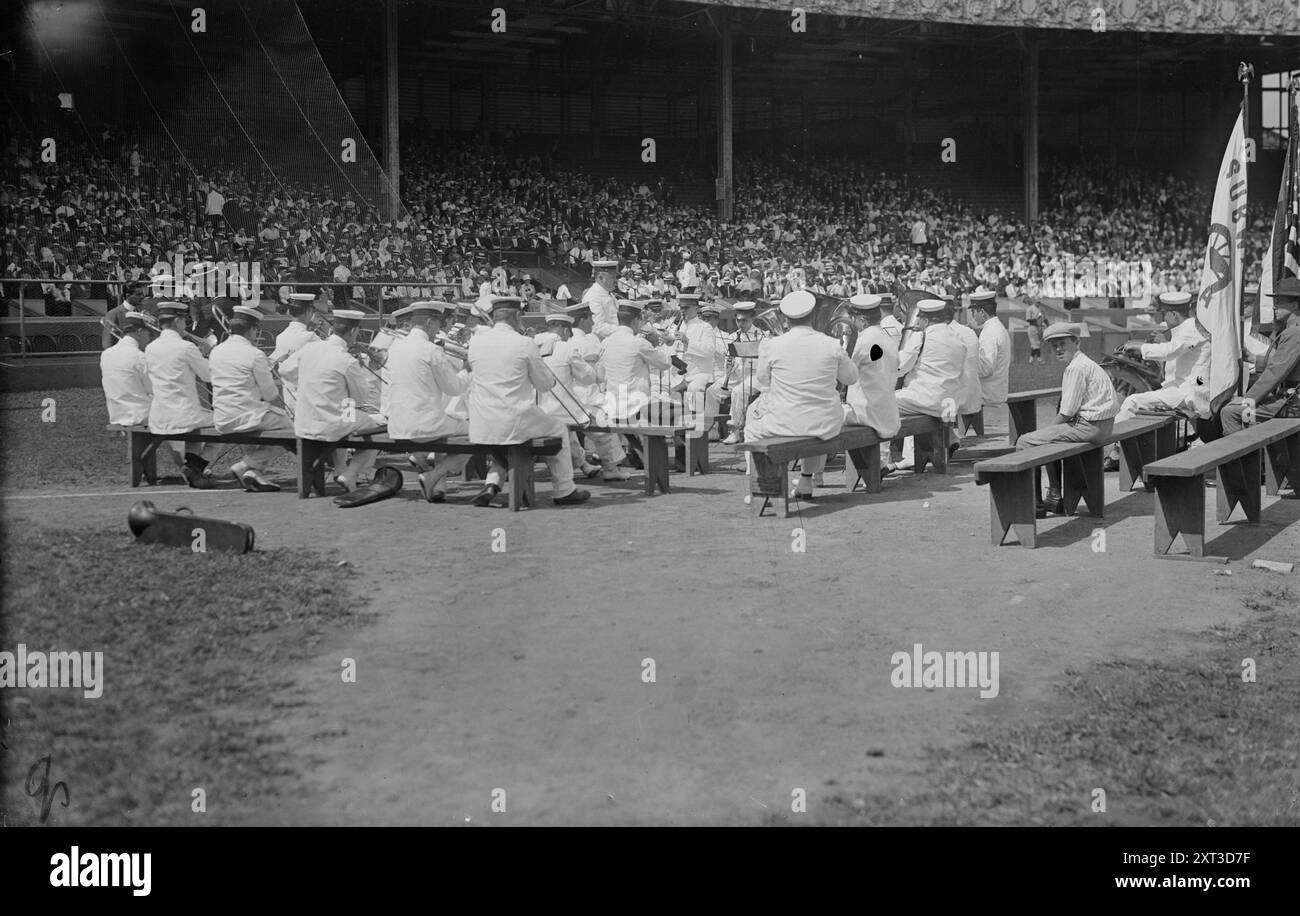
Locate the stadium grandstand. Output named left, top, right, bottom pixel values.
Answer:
left=2, top=0, right=1299, bottom=390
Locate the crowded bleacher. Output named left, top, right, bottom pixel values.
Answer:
left=0, top=116, right=1269, bottom=319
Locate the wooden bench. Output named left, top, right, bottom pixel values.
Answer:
left=682, top=413, right=726, bottom=476
left=116, top=425, right=562, bottom=512
left=1142, top=418, right=1300, bottom=559
left=738, top=415, right=952, bottom=518
left=575, top=423, right=691, bottom=496
left=973, top=416, right=1174, bottom=548
left=298, top=433, right=563, bottom=510
left=1005, top=387, right=1063, bottom=445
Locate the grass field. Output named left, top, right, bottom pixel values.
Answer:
left=0, top=525, right=373, bottom=826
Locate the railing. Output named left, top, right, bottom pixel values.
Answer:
left=0, top=278, right=559, bottom=358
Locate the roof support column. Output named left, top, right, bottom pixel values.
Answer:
left=383, top=0, right=400, bottom=220
left=716, top=7, right=733, bottom=222
left=1022, top=32, right=1039, bottom=226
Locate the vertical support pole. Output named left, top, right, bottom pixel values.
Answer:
left=17, top=280, right=26, bottom=353
left=716, top=8, right=733, bottom=222
left=1023, top=34, right=1039, bottom=226
left=383, top=0, right=400, bottom=222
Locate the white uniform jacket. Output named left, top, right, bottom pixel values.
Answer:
left=581, top=282, right=619, bottom=340
left=101, top=336, right=152, bottom=426
left=749, top=325, right=858, bottom=439
left=292, top=335, right=380, bottom=441
left=144, top=328, right=212, bottom=434
left=600, top=325, right=673, bottom=419
left=895, top=322, right=967, bottom=418
left=467, top=322, right=562, bottom=444
left=385, top=326, right=470, bottom=440
left=209, top=334, right=278, bottom=432
left=846, top=325, right=900, bottom=438
left=951, top=320, right=983, bottom=415
left=977, top=317, right=1012, bottom=406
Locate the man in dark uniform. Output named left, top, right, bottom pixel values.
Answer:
left=1220, top=277, right=1300, bottom=436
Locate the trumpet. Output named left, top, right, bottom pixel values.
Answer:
left=434, top=334, right=470, bottom=364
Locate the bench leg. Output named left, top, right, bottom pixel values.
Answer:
left=962, top=410, right=984, bottom=437
left=1118, top=431, right=1153, bottom=492
left=1062, top=448, right=1105, bottom=517
left=988, top=469, right=1037, bottom=547
left=1217, top=449, right=1262, bottom=524
left=507, top=444, right=533, bottom=511
left=129, top=429, right=158, bottom=487
left=297, top=438, right=330, bottom=498
left=846, top=446, right=881, bottom=493
left=1265, top=433, right=1300, bottom=496
left=643, top=435, right=670, bottom=496
left=686, top=430, right=710, bottom=476
left=750, top=455, right=789, bottom=518
left=1007, top=401, right=1036, bottom=446
left=1153, top=475, right=1205, bottom=556
left=930, top=425, right=950, bottom=474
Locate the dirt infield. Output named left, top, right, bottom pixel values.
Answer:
left=3, top=395, right=1297, bottom=825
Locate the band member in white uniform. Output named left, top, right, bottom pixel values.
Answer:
left=719, top=300, right=769, bottom=445
left=600, top=299, right=674, bottom=426
left=567, top=303, right=628, bottom=474
left=582, top=259, right=621, bottom=340
left=288, top=308, right=385, bottom=492
left=674, top=293, right=721, bottom=420
left=744, top=290, right=858, bottom=500
left=888, top=298, right=966, bottom=474
left=384, top=300, right=472, bottom=502
left=538, top=311, right=604, bottom=479
left=101, top=309, right=156, bottom=427
left=144, top=301, right=218, bottom=488
left=1106, top=290, right=1209, bottom=468
left=269, top=292, right=323, bottom=414
left=969, top=290, right=1011, bottom=418
left=878, top=293, right=904, bottom=343
left=467, top=297, right=591, bottom=507
left=842, top=294, right=900, bottom=438
left=209, top=303, right=292, bottom=492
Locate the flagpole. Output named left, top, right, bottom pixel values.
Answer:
left=1238, top=62, right=1254, bottom=396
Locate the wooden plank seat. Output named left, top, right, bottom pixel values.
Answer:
left=299, top=433, right=563, bottom=510
left=113, top=424, right=297, bottom=488
left=572, top=423, right=692, bottom=496
left=737, top=414, right=952, bottom=519
left=973, top=416, right=1174, bottom=548
left=114, top=425, right=561, bottom=512
left=1005, top=387, right=1063, bottom=445
left=1141, top=418, right=1300, bottom=559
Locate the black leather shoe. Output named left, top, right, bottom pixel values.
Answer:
left=553, top=488, right=591, bottom=506
left=1102, top=456, right=1119, bottom=472
left=183, top=468, right=215, bottom=490
left=472, top=483, right=500, bottom=507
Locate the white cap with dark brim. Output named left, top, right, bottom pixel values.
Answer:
left=232, top=305, right=263, bottom=321
left=779, top=290, right=817, bottom=319
left=544, top=312, right=575, bottom=325
left=1157, top=291, right=1193, bottom=308
left=848, top=293, right=882, bottom=311
left=917, top=299, right=948, bottom=314
left=734, top=301, right=757, bottom=312
left=331, top=309, right=366, bottom=321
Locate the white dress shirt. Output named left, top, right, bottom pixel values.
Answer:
left=895, top=322, right=967, bottom=418
left=385, top=326, right=469, bottom=440
left=210, top=334, right=279, bottom=432
left=599, top=325, right=672, bottom=419
left=466, top=322, right=562, bottom=444
left=749, top=325, right=858, bottom=439
left=100, top=335, right=152, bottom=426
left=292, top=335, right=380, bottom=441
left=977, top=316, right=1012, bottom=406
left=581, top=282, right=619, bottom=340
left=846, top=325, right=900, bottom=438
left=144, top=328, right=212, bottom=434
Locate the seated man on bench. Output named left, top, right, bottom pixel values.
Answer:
left=1017, top=322, right=1119, bottom=517
left=743, top=289, right=858, bottom=501
left=467, top=296, right=590, bottom=508
left=1220, top=278, right=1300, bottom=444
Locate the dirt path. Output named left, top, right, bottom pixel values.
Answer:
left=6, top=404, right=1294, bottom=825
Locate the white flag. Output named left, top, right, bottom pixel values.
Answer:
left=1195, top=111, right=1248, bottom=409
